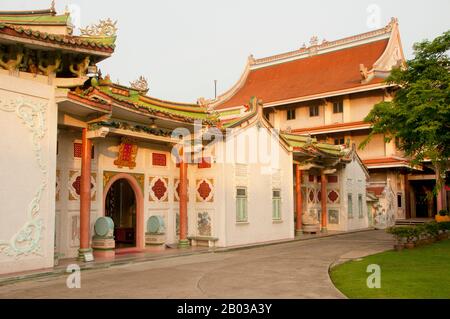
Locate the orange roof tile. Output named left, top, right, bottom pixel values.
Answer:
left=217, top=39, right=389, bottom=109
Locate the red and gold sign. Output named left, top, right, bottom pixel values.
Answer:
left=114, top=137, right=138, bottom=169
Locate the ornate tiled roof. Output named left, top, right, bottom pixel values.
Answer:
left=0, top=23, right=115, bottom=53
left=212, top=18, right=404, bottom=110
left=68, top=79, right=218, bottom=125
left=281, top=132, right=346, bottom=158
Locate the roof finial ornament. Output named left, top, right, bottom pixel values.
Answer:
left=50, top=0, right=56, bottom=12
left=80, top=18, right=118, bottom=37
left=309, top=36, right=319, bottom=47
left=305, top=134, right=313, bottom=146
left=130, top=76, right=149, bottom=92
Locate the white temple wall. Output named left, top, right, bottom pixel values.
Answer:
left=0, top=73, right=57, bottom=274
left=342, top=157, right=369, bottom=231
left=221, top=126, right=295, bottom=247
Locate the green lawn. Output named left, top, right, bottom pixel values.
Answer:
left=330, top=239, right=450, bottom=299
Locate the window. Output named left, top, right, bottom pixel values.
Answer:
left=358, top=194, right=363, bottom=218
left=397, top=193, right=402, bottom=208
left=348, top=194, right=353, bottom=219
left=333, top=100, right=343, bottom=113
left=272, top=189, right=281, bottom=220
left=287, top=108, right=296, bottom=120
left=309, top=105, right=319, bottom=117
left=236, top=187, right=248, bottom=222
left=334, top=137, right=345, bottom=145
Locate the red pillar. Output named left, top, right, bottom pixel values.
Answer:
left=295, top=165, right=303, bottom=235
left=178, top=148, right=189, bottom=247
left=321, top=173, right=327, bottom=232
left=78, top=128, right=92, bottom=260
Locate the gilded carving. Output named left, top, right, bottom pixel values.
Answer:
left=80, top=19, right=118, bottom=37
left=103, top=171, right=144, bottom=193
left=130, top=76, right=149, bottom=92
left=0, top=46, right=24, bottom=71
left=70, top=56, right=90, bottom=78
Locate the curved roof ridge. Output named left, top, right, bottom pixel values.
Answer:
left=99, top=81, right=204, bottom=109
left=252, top=18, right=396, bottom=66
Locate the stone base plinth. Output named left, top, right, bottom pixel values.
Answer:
left=92, top=237, right=115, bottom=259
left=302, top=224, right=320, bottom=234
left=93, top=250, right=116, bottom=259
left=145, top=233, right=166, bottom=246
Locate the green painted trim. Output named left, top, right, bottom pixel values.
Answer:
left=92, top=247, right=115, bottom=251
left=0, top=14, right=69, bottom=25
left=77, top=248, right=93, bottom=261
left=187, top=236, right=219, bottom=241
left=178, top=239, right=190, bottom=248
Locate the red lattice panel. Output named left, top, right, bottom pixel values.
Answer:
left=152, top=153, right=167, bottom=166
left=327, top=175, right=338, bottom=183
left=73, top=143, right=82, bottom=158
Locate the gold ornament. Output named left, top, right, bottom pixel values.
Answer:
left=80, top=18, right=118, bottom=37
left=130, top=76, right=149, bottom=92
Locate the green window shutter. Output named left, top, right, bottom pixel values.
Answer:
left=358, top=194, right=363, bottom=218
left=348, top=194, right=353, bottom=219
left=236, top=187, right=248, bottom=222
left=272, top=189, right=281, bottom=220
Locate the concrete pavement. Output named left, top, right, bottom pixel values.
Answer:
left=0, top=230, right=393, bottom=299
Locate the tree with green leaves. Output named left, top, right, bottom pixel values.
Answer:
left=361, top=30, right=450, bottom=192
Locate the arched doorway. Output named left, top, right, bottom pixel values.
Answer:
left=105, top=179, right=136, bottom=248
left=103, top=173, right=144, bottom=251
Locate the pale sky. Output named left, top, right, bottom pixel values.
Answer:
left=2, top=0, right=449, bottom=102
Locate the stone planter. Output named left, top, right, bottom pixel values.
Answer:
left=404, top=242, right=415, bottom=249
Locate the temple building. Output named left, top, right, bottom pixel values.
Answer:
left=210, top=18, right=449, bottom=225
left=1, top=5, right=375, bottom=275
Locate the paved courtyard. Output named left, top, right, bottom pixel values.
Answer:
left=0, top=230, right=392, bottom=299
